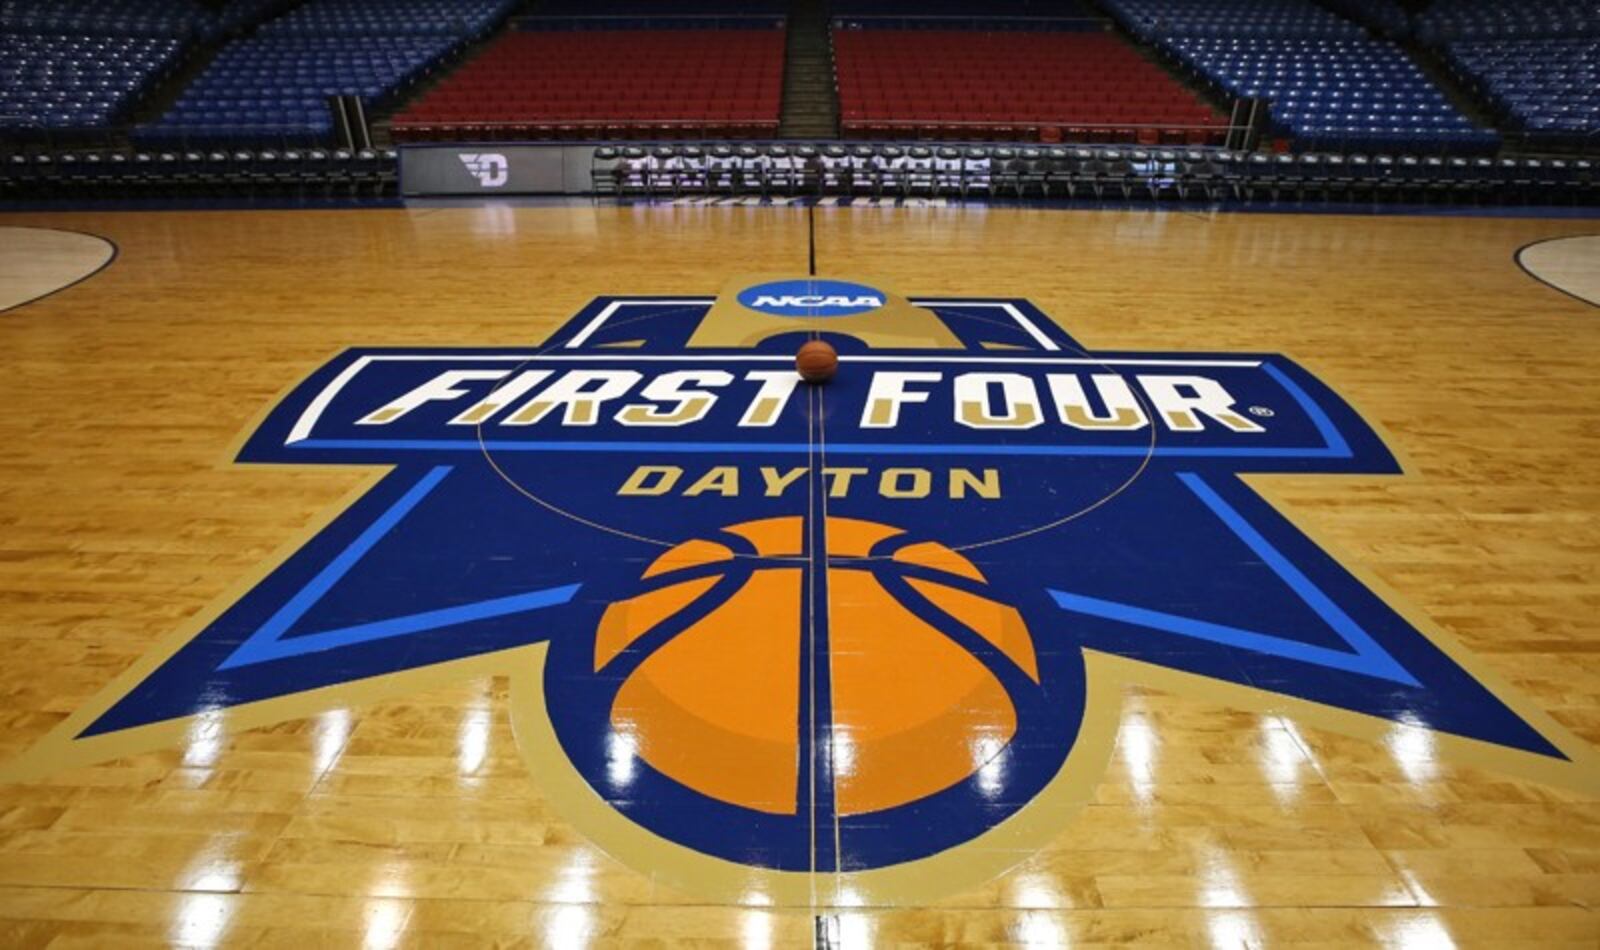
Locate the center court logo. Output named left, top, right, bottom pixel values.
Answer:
left=457, top=152, right=508, bottom=188
left=737, top=278, right=886, bottom=316
left=4, top=277, right=1595, bottom=904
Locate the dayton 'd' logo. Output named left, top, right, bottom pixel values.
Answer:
left=5, top=279, right=1594, bottom=904
left=457, top=152, right=508, bottom=188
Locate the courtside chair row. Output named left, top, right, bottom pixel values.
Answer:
left=586, top=143, right=1599, bottom=204
left=0, top=147, right=397, bottom=196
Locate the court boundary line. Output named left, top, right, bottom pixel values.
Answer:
left=0, top=225, right=120, bottom=316
left=1512, top=233, right=1600, bottom=310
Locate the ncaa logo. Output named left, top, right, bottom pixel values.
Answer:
left=738, top=279, right=886, bottom=317
left=457, top=152, right=509, bottom=188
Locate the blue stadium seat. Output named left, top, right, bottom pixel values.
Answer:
left=1100, top=0, right=1498, bottom=153
left=1415, top=0, right=1600, bottom=43
left=0, top=34, right=189, bottom=136
left=136, top=0, right=517, bottom=146
left=1444, top=39, right=1599, bottom=148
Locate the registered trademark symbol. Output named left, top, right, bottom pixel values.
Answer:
left=1248, top=406, right=1275, bottom=417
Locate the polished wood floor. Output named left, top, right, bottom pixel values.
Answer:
left=0, top=204, right=1597, bottom=947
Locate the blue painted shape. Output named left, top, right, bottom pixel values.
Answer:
left=66, top=291, right=1571, bottom=878
left=216, top=464, right=578, bottom=669
left=1263, top=361, right=1351, bottom=457
left=1049, top=590, right=1413, bottom=684
left=1050, top=471, right=1417, bottom=686
left=219, top=583, right=581, bottom=669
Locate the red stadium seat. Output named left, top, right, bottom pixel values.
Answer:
left=392, top=29, right=785, bottom=142
left=832, top=29, right=1227, bottom=144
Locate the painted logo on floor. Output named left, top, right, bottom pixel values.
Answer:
left=7, top=276, right=1594, bottom=902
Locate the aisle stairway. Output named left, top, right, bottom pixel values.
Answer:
left=778, top=0, right=837, bottom=138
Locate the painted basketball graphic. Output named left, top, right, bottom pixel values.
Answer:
left=593, top=515, right=1040, bottom=816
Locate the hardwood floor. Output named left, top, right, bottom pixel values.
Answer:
left=0, top=205, right=1596, bottom=947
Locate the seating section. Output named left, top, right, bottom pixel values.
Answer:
left=392, top=30, right=785, bottom=141
left=1105, top=0, right=1362, bottom=40
left=1420, top=1, right=1600, bottom=148
left=0, top=0, right=210, bottom=138
left=1316, top=0, right=1412, bottom=39
left=257, top=0, right=512, bottom=37
left=1415, top=0, right=1600, bottom=43
left=834, top=30, right=1226, bottom=144
left=0, top=34, right=189, bottom=136
left=527, top=0, right=785, bottom=13
left=832, top=0, right=1096, bottom=16
left=0, top=0, right=212, bottom=39
left=1446, top=40, right=1599, bottom=147
left=138, top=0, right=514, bottom=146
left=831, top=1, right=1101, bottom=32
left=1105, top=0, right=1496, bottom=153
left=1167, top=38, right=1496, bottom=153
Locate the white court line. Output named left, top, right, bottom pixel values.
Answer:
left=288, top=356, right=372, bottom=444
left=565, top=299, right=715, bottom=349
left=913, top=300, right=1060, bottom=352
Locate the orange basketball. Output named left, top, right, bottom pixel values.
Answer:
left=592, top=516, right=1038, bottom=816
left=795, top=339, right=838, bottom=383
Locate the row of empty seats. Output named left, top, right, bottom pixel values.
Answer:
left=137, top=0, right=514, bottom=146
left=0, top=34, right=188, bottom=136
left=525, top=0, right=785, bottom=14
left=1446, top=39, right=1599, bottom=148
left=142, top=37, right=461, bottom=145
left=1170, top=37, right=1496, bottom=152
left=589, top=143, right=1600, bottom=204
left=1316, top=0, right=1411, bottom=39
left=0, top=0, right=298, bottom=40
left=393, top=30, right=785, bottom=141
left=258, top=0, right=510, bottom=37
left=1415, top=0, right=1600, bottom=42
left=1106, top=0, right=1497, bottom=153
left=1, top=0, right=210, bottom=39
left=834, top=30, right=1227, bottom=144
left=1106, top=0, right=1364, bottom=40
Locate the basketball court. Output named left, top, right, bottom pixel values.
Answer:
left=0, top=204, right=1595, bottom=946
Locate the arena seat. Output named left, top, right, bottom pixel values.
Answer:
left=527, top=0, right=785, bottom=14
left=833, top=30, right=1226, bottom=144
left=1105, top=0, right=1363, bottom=41
left=1414, top=0, right=1600, bottom=43
left=0, top=0, right=211, bottom=138
left=1422, top=2, right=1600, bottom=150
left=0, top=0, right=214, bottom=39
left=1316, top=0, right=1412, bottom=39
left=138, top=0, right=515, bottom=146
left=392, top=29, right=786, bottom=142
left=832, top=0, right=1096, bottom=16
left=1444, top=40, right=1599, bottom=149
left=1103, top=0, right=1497, bottom=153
left=0, top=34, right=190, bottom=138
